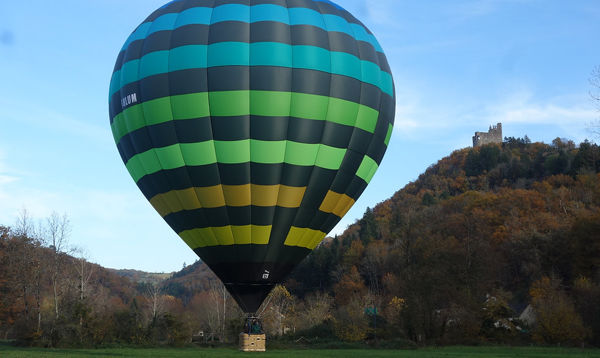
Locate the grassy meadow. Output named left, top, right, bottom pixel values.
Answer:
left=1, top=345, right=600, bottom=358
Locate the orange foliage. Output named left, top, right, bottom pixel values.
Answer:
left=334, top=266, right=366, bottom=306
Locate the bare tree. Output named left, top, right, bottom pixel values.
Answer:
left=72, top=247, right=95, bottom=332
left=207, top=279, right=228, bottom=340
left=12, top=209, right=44, bottom=333
left=300, top=292, right=333, bottom=330
left=44, top=212, right=71, bottom=319
left=72, top=248, right=95, bottom=301
left=261, top=285, right=294, bottom=336
left=145, top=283, right=165, bottom=323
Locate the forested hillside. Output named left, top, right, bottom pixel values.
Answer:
left=1, top=138, right=599, bottom=347
left=287, top=137, right=600, bottom=345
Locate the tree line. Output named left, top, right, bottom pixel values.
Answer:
left=1, top=138, right=599, bottom=347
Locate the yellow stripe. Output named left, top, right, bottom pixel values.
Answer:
left=283, top=227, right=326, bottom=249
left=149, top=185, right=306, bottom=216
left=222, top=185, right=251, bottom=207
left=318, top=190, right=356, bottom=218
left=179, top=225, right=272, bottom=248
left=276, top=185, right=307, bottom=207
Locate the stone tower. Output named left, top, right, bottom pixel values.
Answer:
left=473, top=123, right=502, bottom=147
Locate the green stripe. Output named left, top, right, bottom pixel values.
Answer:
left=125, top=140, right=363, bottom=183
left=214, top=140, right=250, bottom=163
left=315, top=145, right=346, bottom=170
left=111, top=91, right=379, bottom=144
left=284, top=142, right=319, bottom=166
left=251, top=140, right=286, bottom=163
left=384, top=123, right=393, bottom=146
left=356, top=155, right=379, bottom=183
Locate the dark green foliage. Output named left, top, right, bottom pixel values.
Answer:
left=359, top=207, right=379, bottom=245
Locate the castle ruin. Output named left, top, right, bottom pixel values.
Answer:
left=473, top=123, right=502, bottom=147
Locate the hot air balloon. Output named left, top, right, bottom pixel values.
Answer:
left=109, top=0, right=395, bottom=317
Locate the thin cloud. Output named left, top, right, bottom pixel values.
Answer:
left=451, top=0, right=537, bottom=20
left=485, top=91, right=596, bottom=126
left=1, top=98, right=112, bottom=145
left=364, top=0, right=400, bottom=28
left=0, top=153, right=17, bottom=186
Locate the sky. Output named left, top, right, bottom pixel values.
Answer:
left=1, top=0, right=599, bottom=272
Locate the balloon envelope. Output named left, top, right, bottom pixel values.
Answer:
left=109, top=0, right=395, bottom=313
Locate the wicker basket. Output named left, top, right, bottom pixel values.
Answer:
left=239, top=333, right=266, bottom=352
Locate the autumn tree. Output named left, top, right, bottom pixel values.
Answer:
left=383, top=296, right=405, bottom=335
left=0, top=226, right=14, bottom=336
left=11, top=210, right=45, bottom=337
left=530, top=276, right=586, bottom=345
left=297, top=292, right=332, bottom=330
left=333, top=295, right=369, bottom=342
left=44, top=212, right=71, bottom=320
left=572, top=277, right=600, bottom=346
left=261, top=285, right=295, bottom=336
left=333, top=266, right=367, bottom=306
left=144, top=283, right=166, bottom=324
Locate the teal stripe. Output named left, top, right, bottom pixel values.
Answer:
left=125, top=140, right=366, bottom=183
left=251, top=4, right=290, bottom=23
left=170, top=45, right=208, bottom=70
left=210, top=4, right=250, bottom=24
left=110, top=42, right=393, bottom=99
left=120, top=4, right=383, bottom=54
left=140, top=51, right=169, bottom=79
left=174, top=7, right=213, bottom=28
left=207, top=42, right=250, bottom=67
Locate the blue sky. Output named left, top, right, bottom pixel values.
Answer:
left=1, top=0, right=598, bottom=272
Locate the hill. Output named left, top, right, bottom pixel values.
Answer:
left=1, top=137, right=598, bottom=347
left=287, top=138, right=600, bottom=344
left=109, top=268, right=172, bottom=285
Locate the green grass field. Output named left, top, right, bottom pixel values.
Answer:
left=1, top=345, right=600, bottom=358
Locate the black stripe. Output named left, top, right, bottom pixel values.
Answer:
left=380, top=89, right=396, bottom=127
left=135, top=160, right=370, bottom=204
left=366, top=140, right=388, bottom=165
left=377, top=51, right=392, bottom=75
left=199, top=242, right=311, bottom=268
left=347, top=126, right=374, bottom=154
left=113, top=50, right=126, bottom=75
left=165, top=205, right=277, bottom=230
left=136, top=163, right=329, bottom=199
left=121, top=117, right=212, bottom=164
left=329, top=169, right=356, bottom=195
left=110, top=67, right=389, bottom=122
left=209, top=21, right=249, bottom=43
left=337, top=149, right=365, bottom=180
left=144, top=0, right=366, bottom=29
left=225, top=282, right=275, bottom=313
left=117, top=115, right=370, bottom=164
left=346, top=175, right=368, bottom=198
left=124, top=39, right=145, bottom=64
left=164, top=205, right=343, bottom=234
left=269, top=206, right=299, bottom=247
left=291, top=166, right=337, bottom=226
left=145, top=0, right=213, bottom=23
left=189, top=249, right=311, bottom=312
left=309, top=0, right=371, bottom=34
left=115, top=22, right=383, bottom=74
